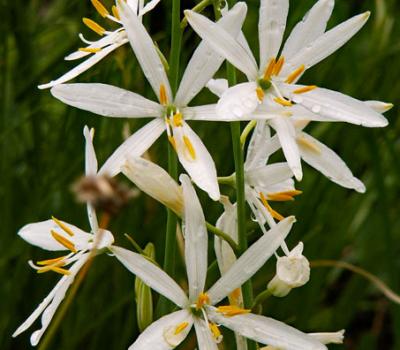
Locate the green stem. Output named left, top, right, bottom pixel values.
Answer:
left=181, top=0, right=213, bottom=28
left=240, top=120, right=257, bottom=148
left=159, top=0, right=182, bottom=317
left=217, top=174, right=235, bottom=186
left=252, top=289, right=272, bottom=314
left=224, top=4, right=256, bottom=350
left=206, top=222, right=239, bottom=253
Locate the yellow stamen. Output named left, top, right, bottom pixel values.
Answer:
left=272, top=56, right=285, bottom=76
left=82, top=18, right=106, bottom=36
left=172, top=112, right=183, bottom=127
left=36, top=256, right=66, bottom=266
left=293, top=85, right=317, bottom=94
left=52, top=216, right=75, bottom=236
left=37, top=264, right=71, bottom=275
left=209, top=323, right=222, bottom=340
left=196, top=293, right=210, bottom=310
left=274, top=97, right=293, bottom=107
left=297, top=136, right=321, bottom=154
left=183, top=136, right=196, bottom=160
left=174, top=322, right=189, bottom=335
left=267, top=190, right=303, bottom=202
left=217, top=305, right=251, bottom=317
left=91, top=0, right=109, bottom=17
left=259, top=193, right=285, bottom=221
left=111, top=5, right=120, bottom=20
left=229, top=288, right=242, bottom=306
left=263, top=57, right=276, bottom=80
left=168, top=135, right=177, bottom=151
left=51, top=230, right=77, bottom=253
left=285, top=64, right=305, bottom=84
left=256, top=87, right=265, bottom=102
left=79, top=47, right=102, bottom=53
left=159, top=84, right=168, bottom=105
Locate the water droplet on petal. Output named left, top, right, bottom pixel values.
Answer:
left=311, top=105, right=321, bottom=113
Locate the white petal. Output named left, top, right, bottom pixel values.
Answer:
left=180, top=174, right=208, bottom=301
left=86, top=203, right=99, bottom=234
left=206, top=307, right=327, bottom=350
left=193, top=318, right=219, bottom=350
left=282, top=12, right=370, bottom=76
left=38, top=43, right=124, bottom=89
left=245, top=120, right=271, bottom=170
left=365, top=100, right=393, bottom=113
left=183, top=104, right=219, bottom=121
left=51, top=83, right=162, bottom=118
left=99, top=118, right=165, bottom=177
left=215, top=197, right=238, bottom=275
left=122, top=157, right=183, bottom=215
left=308, top=330, right=345, bottom=344
left=185, top=10, right=258, bottom=80
left=281, top=84, right=388, bottom=127
left=281, top=0, right=335, bottom=61
left=172, top=122, right=220, bottom=201
left=207, top=216, right=295, bottom=305
left=245, top=163, right=293, bottom=189
left=111, top=246, right=188, bottom=308
left=128, top=310, right=193, bottom=350
left=289, top=104, right=337, bottom=122
left=83, top=126, right=98, bottom=176
left=216, top=82, right=260, bottom=120
left=119, top=0, right=172, bottom=101
left=175, top=3, right=248, bottom=106
left=18, top=219, right=92, bottom=251
left=13, top=256, right=88, bottom=345
left=206, top=79, right=229, bottom=97
left=297, top=132, right=365, bottom=192
left=138, top=0, right=161, bottom=16
left=269, top=117, right=302, bottom=180
left=258, top=0, right=289, bottom=71
left=65, top=30, right=126, bottom=61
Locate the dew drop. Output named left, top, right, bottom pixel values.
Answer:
left=311, top=105, right=321, bottom=113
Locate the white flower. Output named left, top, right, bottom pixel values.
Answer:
left=12, top=126, right=115, bottom=346
left=111, top=174, right=331, bottom=350
left=38, top=0, right=161, bottom=89
left=186, top=0, right=389, bottom=180
left=267, top=242, right=310, bottom=297
left=49, top=2, right=251, bottom=201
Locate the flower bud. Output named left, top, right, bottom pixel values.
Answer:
left=267, top=242, right=310, bottom=297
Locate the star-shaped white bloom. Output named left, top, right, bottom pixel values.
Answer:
left=38, top=0, right=161, bottom=89
left=12, top=126, right=115, bottom=346
left=111, top=174, right=332, bottom=350
left=186, top=0, right=389, bottom=180
left=49, top=2, right=255, bottom=201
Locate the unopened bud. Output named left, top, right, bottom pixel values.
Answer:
left=267, top=242, right=310, bottom=297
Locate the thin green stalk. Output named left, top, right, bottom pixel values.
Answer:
left=206, top=222, right=239, bottom=253
left=181, top=0, right=213, bottom=28
left=158, top=0, right=182, bottom=317
left=224, top=3, right=256, bottom=350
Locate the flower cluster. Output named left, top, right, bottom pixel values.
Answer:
left=14, top=0, right=391, bottom=349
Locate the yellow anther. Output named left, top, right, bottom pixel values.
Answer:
left=159, top=84, right=168, bottom=105
left=285, top=64, right=305, bottom=84
left=256, top=87, right=265, bottom=102
left=293, top=85, right=317, bottom=94
left=195, top=293, right=210, bottom=310
left=183, top=136, right=196, bottom=160
left=52, top=216, right=75, bottom=236
left=168, top=136, right=177, bottom=151
left=37, top=263, right=71, bottom=275
left=51, top=230, right=77, bottom=253
left=36, top=256, right=67, bottom=266
left=209, top=323, right=222, bottom=341
left=259, top=193, right=285, bottom=221
left=111, top=5, right=120, bottom=20
left=274, top=97, right=293, bottom=107
left=82, top=18, right=106, bottom=36
left=272, top=56, right=285, bottom=76
left=263, top=57, right=276, bottom=80
left=79, top=47, right=102, bottom=53
left=267, top=190, right=303, bottom=202
left=229, top=288, right=242, bottom=306
left=174, top=322, right=189, bottom=335
left=172, top=112, right=183, bottom=127
left=216, top=305, right=251, bottom=317
left=297, top=136, right=321, bottom=154
left=91, top=0, right=110, bottom=17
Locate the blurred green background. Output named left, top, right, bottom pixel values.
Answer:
left=1, top=0, right=399, bottom=348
